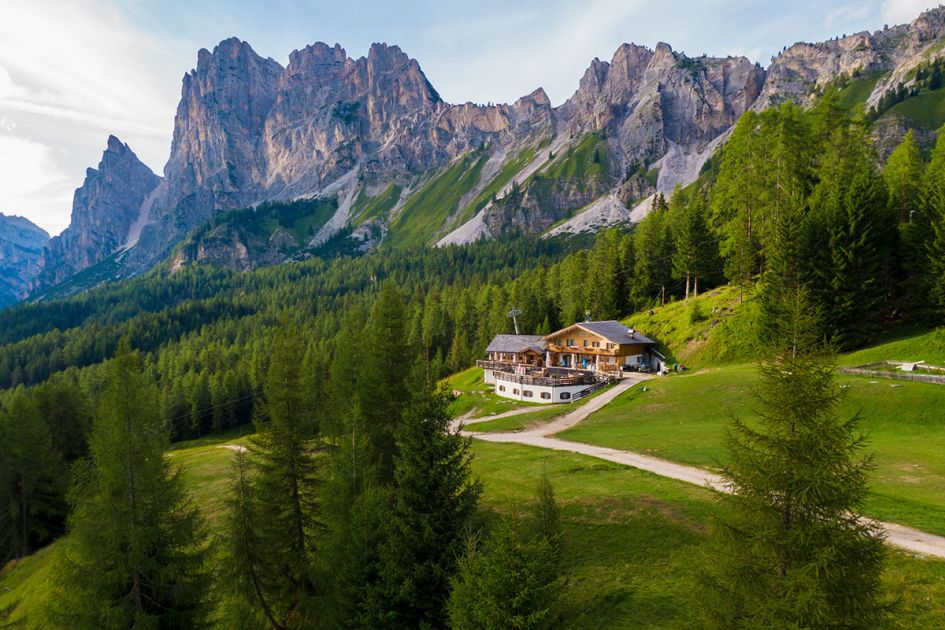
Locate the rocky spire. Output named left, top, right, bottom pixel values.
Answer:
left=34, top=136, right=160, bottom=290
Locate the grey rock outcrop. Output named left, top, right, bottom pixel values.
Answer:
left=35, top=136, right=161, bottom=289
left=0, top=214, right=49, bottom=306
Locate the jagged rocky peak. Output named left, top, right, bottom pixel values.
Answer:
left=34, top=135, right=160, bottom=290
left=0, top=213, right=49, bottom=306
left=166, top=38, right=283, bottom=196
left=559, top=40, right=764, bottom=165
left=757, top=6, right=945, bottom=110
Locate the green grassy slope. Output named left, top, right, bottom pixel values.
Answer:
left=621, top=284, right=762, bottom=366
left=384, top=153, right=488, bottom=249
left=883, top=87, right=945, bottom=129
left=456, top=146, right=538, bottom=223
left=4, top=428, right=945, bottom=627
left=351, top=184, right=402, bottom=226
left=560, top=332, right=945, bottom=536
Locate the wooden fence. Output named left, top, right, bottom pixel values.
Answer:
left=838, top=367, right=945, bottom=385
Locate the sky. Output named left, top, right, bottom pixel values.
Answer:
left=0, top=0, right=938, bottom=235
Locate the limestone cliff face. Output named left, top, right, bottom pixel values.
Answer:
left=35, top=136, right=160, bottom=289
left=558, top=42, right=764, bottom=164
left=0, top=214, right=48, bottom=306
left=28, top=5, right=945, bottom=293
left=128, top=39, right=553, bottom=269
left=757, top=8, right=945, bottom=110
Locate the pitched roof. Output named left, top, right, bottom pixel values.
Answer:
left=548, top=320, right=655, bottom=345
left=486, top=334, right=547, bottom=354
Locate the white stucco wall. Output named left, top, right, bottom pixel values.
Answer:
left=492, top=377, right=588, bottom=404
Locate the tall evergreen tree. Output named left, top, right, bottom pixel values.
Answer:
left=0, top=390, right=65, bottom=561
left=695, top=287, right=887, bottom=628
left=923, top=129, right=945, bottom=319
left=630, top=195, right=674, bottom=309
left=242, top=317, right=322, bottom=627
left=670, top=188, right=718, bottom=298
left=57, top=344, right=210, bottom=628
left=358, top=281, right=411, bottom=482
left=884, top=130, right=924, bottom=222
left=367, top=380, right=482, bottom=628
left=448, top=520, right=562, bottom=630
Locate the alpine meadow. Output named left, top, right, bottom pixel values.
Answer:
left=4, top=2, right=945, bottom=628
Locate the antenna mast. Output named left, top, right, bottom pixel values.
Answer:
left=508, top=308, right=522, bottom=335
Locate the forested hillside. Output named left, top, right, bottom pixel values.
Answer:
left=4, top=42, right=945, bottom=627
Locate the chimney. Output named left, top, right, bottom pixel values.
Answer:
left=628, top=327, right=635, bottom=337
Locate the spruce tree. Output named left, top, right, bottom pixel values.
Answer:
left=57, top=344, right=210, bottom=628
left=367, top=380, right=482, bottom=628
left=630, top=195, right=674, bottom=308
left=358, top=281, right=411, bottom=482
left=884, top=130, right=924, bottom=222
left=448, top=521, right=562, bottom=630
left=242, top=317, right=322, bottom=626
left=671, top=189, right=717, bottom=298
left=0, top=390, right=65, bottom=561
left=695, top=287, right=887, bottom=628
left=923, top=129, right=945, bottom=318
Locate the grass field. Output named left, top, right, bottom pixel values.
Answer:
left=4, top=426, right=945, bottom=627
left=621, top=284, right=762, bottom=366
left=559, top=354, right=945, bottom=536
left=443, top=367, right=544, bottom=418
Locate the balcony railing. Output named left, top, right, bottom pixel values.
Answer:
left=477, top=360, right=601, bottom=387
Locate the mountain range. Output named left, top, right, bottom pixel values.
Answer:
left=4, top=6, right=945, bottom=303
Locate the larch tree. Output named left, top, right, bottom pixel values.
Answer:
left=367, top=381, right=481, bottom=628
left=884, top=129, right=924, bottom=222
left=923, top=128, right=945, bottom=319
left=57, top=343, right=210, bottom=628
left=243, top=316, right=322, bottom=627
left=0, top=389, right=65, bottom=562
left=695, top=286, right=887, bottom=628
left=670, top=188, right=717, bottom=299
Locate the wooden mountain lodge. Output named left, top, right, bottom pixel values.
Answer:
left=478, top=320, right=660, bottom=404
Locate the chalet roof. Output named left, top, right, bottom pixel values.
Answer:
left=548, top=320, right=655, bottom=345
left=486, top=334, right=547, bottom=354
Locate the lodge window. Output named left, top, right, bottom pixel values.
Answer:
left=498, top=385, right=505, bottom=392
left=583, top=339, right=588, bottom=347
left=566, top=338, right=575, bottom=347
left=592, top=341, right=600, bottom=348
left=540, top=392, right=551, bottom=399
left=512, top=389, right=519, bottom=395
left=607, top=343, right=615, bottom=349
left=560, top=392, right=571, bottom=400
left=523, top=390, right=533, bottom=398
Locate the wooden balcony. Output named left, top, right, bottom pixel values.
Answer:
left=477, top=360, right=602, bottom=387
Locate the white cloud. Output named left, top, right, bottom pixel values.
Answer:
left=0, top=0, right=185, bottom=234
left=882, top=0, right=938, bottom=24
left=0, top=134, right=73, bottom=233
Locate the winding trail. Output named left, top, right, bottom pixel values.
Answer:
left=460, top=375, right=945, bottom=560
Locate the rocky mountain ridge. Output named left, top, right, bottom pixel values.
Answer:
left=35, top=136, right=161, bottom=289
left=18, top=5, right=945, bottom=299
left=0, top=214, right=49, bottom=306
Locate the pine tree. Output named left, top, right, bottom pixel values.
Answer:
left=219, top=448, right=268, bottom=630
left=243, top=317, right=322, bottom=626
left=671, top=189, right=717, bottom=298
left=448, top=517, right=563, bottom=630
left=367, top=380, right=482, bottom=628
left=358, top=281, right=411, bottom=482
left=884, top=130, right=924, bottom=222
left=923, top=129, right=945, bottom=319
left=630, top=195, right=674, bottom=308
left=695, top=287, right=887, bottom=628
left=0, top=390, right=65, bottom=561
left=57, top=344, right=210, bottom=627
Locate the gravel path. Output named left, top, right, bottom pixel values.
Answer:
left=463, top=375, right=945, bottom=560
